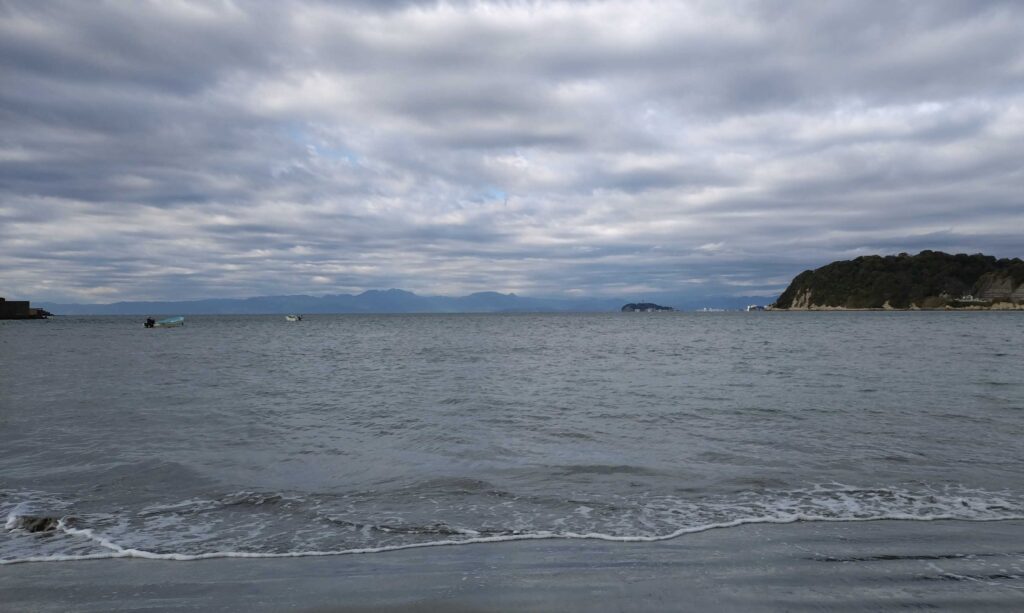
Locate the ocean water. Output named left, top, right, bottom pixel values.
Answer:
left=1, top=312, right=1023, bottom=564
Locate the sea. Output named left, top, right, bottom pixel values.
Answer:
left=2, top=312, right=1023, bottom=566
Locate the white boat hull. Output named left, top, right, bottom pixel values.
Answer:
left=155, top=316, right=185, bottom=327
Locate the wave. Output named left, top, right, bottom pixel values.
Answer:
left=3, top=483, right=1024, bottom=565
left=5, top=513, right=1023, bottom=566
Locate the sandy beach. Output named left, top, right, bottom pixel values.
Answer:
left=3, top=519, right=1023, bottom=612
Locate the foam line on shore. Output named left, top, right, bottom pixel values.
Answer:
left=3, top=512, right=1024, bottom=566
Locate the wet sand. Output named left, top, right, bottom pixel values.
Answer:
left=2, top=520, right=1023, bottom=612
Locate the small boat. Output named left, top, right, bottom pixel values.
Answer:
left=285, top=314, right=303, bottom=322
left=154, top=316, right=185, bottom=327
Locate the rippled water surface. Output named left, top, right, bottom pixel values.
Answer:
left=2, top=312, right=1023, bottom=562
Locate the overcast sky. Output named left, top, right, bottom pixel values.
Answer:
left=2, top=0, right=1023, bottom=303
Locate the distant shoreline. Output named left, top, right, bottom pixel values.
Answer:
left=772, top=302, right=1024, bottom=312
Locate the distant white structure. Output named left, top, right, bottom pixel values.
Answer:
left=956, top=294, right=987, bottom=304
left=746, top=304, right=766, bottom=311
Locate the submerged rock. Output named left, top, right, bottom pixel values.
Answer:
left=7, top=515, right=67, bottom=533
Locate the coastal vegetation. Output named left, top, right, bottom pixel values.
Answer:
left=774, top=251, right=1024, bottom=310
left=621, top=302, right=675, bottom=312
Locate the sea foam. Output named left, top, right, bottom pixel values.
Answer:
left=3, top=483, right=1023, bottom=565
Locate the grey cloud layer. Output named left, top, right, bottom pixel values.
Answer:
left=1, top=0, right=1022, bottom=302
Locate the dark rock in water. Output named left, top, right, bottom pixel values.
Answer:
left=621, top=302, right=674, bottom=312
left=8, top=515, right=66, bottom=533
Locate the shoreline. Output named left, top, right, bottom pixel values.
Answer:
left=771, top=303, right=1024, bottom=311
left=3, top=519, right=1023, bottom=611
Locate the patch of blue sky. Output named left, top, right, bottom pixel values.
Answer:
left=285, top=125, right=360, bottom=164
left=480, top=185, right=508, bottom=203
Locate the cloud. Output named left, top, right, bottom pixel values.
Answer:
left=1, top=0, right=1022, bottom=302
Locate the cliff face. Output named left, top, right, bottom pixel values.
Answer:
left=974, top=271, right=1024, bottom=302
left=774, top=251, right=1024, bottom=310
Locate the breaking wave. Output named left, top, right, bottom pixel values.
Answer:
left=3, top=483, right=1023, bottom=565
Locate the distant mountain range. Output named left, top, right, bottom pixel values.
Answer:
left=40, top=289, right=621, bottom=315
left=38, top=289, right=770, bottom=315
